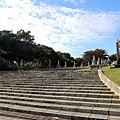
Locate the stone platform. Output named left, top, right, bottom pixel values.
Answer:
left=0, top=70, right=120, bottom=120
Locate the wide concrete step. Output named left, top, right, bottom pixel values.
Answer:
left=0, top=90, right=118, bottom=99
left=0, top=116, right=27, bottom=120
left=0, top=102, right=120, bottom=119
left=0, top=81, right=103, bottom=85
left=0, top=110, right=57, bottom=120
left=0, top=95, right=120, bottom=108
left=0, top=78, right=101, bottom=81
left=0, top=88, right=115, bottom=94
left=0, top=84, right=110, bottom=89
left=1, top=94, right=120, bottom=104
left=0, top=84, right=109, bottom=89
left=1, top=84, right=110, bottom=90
left=0, top=81, right=104, bottom=84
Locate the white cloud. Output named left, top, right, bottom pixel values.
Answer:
left=64, top=0, right=86, bottom=5
left=1, top=0, right=120, bottom=55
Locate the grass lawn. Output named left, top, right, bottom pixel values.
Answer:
left=101, top=66, right=120, bottom=86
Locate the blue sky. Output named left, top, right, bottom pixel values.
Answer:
left=0, top=0, right=120, bottom=58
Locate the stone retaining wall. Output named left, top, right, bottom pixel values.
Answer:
left=98, top=69, right=120, bottom=98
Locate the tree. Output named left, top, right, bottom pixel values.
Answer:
left=82, top=49, right=108, bottom=64
left=82, top=50, right=94, bottom=62
left=0, top=30, right=17, bottom=61
left=56, top=52, right=75, bottom=67
left=75, top=58, right=82, bottom=66
left=16, top=29, right=35, bottom=44
left=0, top=29, right=76, bottom=69
left=39, top=45, right=58, bottom=67
left=94, top=49, right=108, bottom=59
left=109, top=54, right=117, bottom=61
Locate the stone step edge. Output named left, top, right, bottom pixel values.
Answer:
left=0, top=89, right=115, bottom=94
left=0, top=85, right=109, bottom=89
left=0, top=101, right=120, bottom=116
left=0, top=83, right=105, bottom=86
left=0, top=93, right=119, bottom=103
left=0, top=78, right=102, bottom=80
left=0, top=97, right=120, bottom=109
left=0, top=110, right=58, bottom=120
left=0, top=104, right=119, bottom=119
left=0, top=91, right=118, bottom=99
left=0, top=86, right=113, bottom=92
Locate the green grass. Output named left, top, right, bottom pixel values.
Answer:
left=101, top=66, right=120, bottom=86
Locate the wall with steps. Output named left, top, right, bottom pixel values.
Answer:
left=0, top=70, right=120, bottom=120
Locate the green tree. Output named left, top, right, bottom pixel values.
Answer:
left=56, top=52, right=74, bottom=67
left=75, top=58, right=82, bottom=66
left=82, top=49, right=108, bottom=64
left=0, top=29, right=76, bottom=69
left=16, top=29, right=34, bottom=44
left=109, top=54, right=117, bottom=61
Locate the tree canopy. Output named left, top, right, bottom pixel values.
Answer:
left=0, top=29, right=111, bottom=70
left=82, top=49, right=108, bottom=64
left=0, top=30, right=75, bottom=69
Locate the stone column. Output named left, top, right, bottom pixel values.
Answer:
left=64, top=61, right=67, bottom=68
left=88, top=61, right=90, bottom=66
left=81, top=62, right=83, bottom=67
left=107, top=58, right=110, bottom=66
left=116, top=40, right=119, bottom=64
left=56, top=60, right=61, bottom=68
left=97, top=57, right=100, bottom=65
left=36, top=60, right=39, bottom=68
left=20, top=59, right=24, bottom=69
left=92, top=55, right=96, bottom=65
left=73, top=61, right=76, bottom=67
left=90, top=55, right=99, bottom=70
left=19, top=59, right=24, bottom=71
left=48, top=59, right=51, bottom=68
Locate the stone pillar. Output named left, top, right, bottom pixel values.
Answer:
left=36, top=60, right=39, bottom=68
left=81, top=62, right=83, bottom=67
left=101, top=58, right=103, bottom=65
left=92, top=55, right=96, bottom=65
left=97, top=57, right=100, bottom=65
left=64, top=61, right=67, bottom=68
left=73, top=61, right=76, bottom=67
left=88, top=61, right=90, bottom=67
left=20, top=59, right=24, bottom=69
left=90, top=55, right=99, bottom=70
left=48, top=59, right=51, bottom=68
left=56, top=60, right=61, bottom=68
left=18, top=59, right=24, bottom=71
left=107, top=58, right=110, bottom=66
left=116, top=40, right=119, bottom=64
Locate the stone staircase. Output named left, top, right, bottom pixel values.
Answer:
left=0, top=70, right=120, bottom=120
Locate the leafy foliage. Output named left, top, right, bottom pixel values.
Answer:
left=0, top=30, right=76, bottom=70
left=82, top=49, right=108, bottom=64
left=0, top=29, right=109, bottom=70
left=109, top=54, right=117, bottom=61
